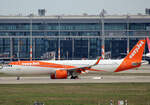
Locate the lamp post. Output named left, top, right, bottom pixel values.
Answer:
left=126, top=15, right=130, bottom=54
left=100, top=9, right=106, bottom=59
left=29, top=14, right=33, bottom=61
left=58, top=16, right=61, bottom=60
left=17, top=38, right=20, bottom=61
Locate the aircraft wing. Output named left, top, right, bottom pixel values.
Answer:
left=66, top=56, right=102, bottom=74
left=54, top=57, right=101, bottom=73
left=50, top=57, right=102, bottom=79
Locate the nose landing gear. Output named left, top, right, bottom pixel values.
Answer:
left=17, top=76, right=20, bottom=80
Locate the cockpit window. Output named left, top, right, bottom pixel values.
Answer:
left=3, top=65, right=12, bottom=67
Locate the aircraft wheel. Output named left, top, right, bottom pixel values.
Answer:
left=71, top=76, right=78, bottom=79
left=17, top=76, right=20, bottom=80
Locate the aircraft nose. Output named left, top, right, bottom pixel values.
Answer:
left=0, top=65, right=3, bottom=73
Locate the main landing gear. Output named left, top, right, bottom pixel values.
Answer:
left=70, top=76, right=79, bottom=79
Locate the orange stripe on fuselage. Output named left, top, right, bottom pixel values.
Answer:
left=86, top=68, right=105, bottom=72
left=9, top=61, right=75, bottom=69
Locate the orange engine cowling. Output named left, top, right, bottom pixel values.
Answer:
left=50, top=70, right=68, bottom=79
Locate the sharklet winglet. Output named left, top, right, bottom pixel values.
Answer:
left=94, top=56, right=102, bottom=65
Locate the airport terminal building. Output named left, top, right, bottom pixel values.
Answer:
left=0, top=14, right=150, bottom=61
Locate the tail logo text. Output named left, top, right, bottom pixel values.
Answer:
left=129, top=41, right=144, bottom=59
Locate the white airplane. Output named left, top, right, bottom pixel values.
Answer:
left=146, top=37, right=150, bottom=57
left=0, top=39, right=146, bottom=80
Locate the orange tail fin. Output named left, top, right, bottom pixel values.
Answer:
left=146, top=37, right=150, bottom=52
left=115, top=39, right=146, bottom=72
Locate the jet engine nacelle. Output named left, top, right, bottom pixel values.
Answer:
left=50, top=70, right=68, bottom=79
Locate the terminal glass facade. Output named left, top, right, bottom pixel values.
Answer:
left=0, top=16, right=149, bottom=61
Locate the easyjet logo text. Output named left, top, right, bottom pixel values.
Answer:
left=129, top=41, right=144, bottom=59
left=21, top=62, right=40, bottom=66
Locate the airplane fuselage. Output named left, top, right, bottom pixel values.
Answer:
left=0, top=59, right=123, bottom=75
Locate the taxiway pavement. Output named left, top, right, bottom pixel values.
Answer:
left=0, top=75, right=150, bottom=84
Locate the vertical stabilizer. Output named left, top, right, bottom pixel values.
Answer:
left=115, top=40, right=146, bottom=72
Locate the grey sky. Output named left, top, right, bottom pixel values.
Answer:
left=0, top=0, right=150, bottom=15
